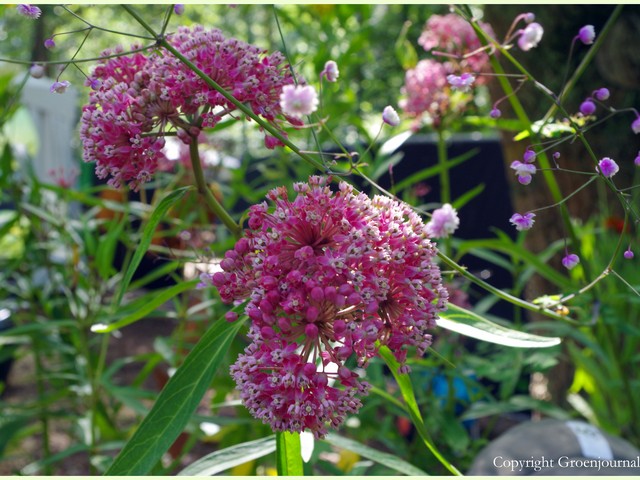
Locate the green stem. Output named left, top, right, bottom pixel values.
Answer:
left=188, top=137, right=241, bottom=238
left=437, top=250, right=580, bottom=324
left=121, top=5, right=328, bottom=174
left=436, top=128, right=452, bottom=256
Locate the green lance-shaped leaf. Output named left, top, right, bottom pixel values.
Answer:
left=112, top=185, right=192, bottom=310
left=105, top=313, right=246, bottom=475
left=437, top=304, right=561, bottom=348
left=378, top=346, right=462, bottom=476
left=324, top=433, right=429, bottom=476
left=276, top=431, right=304, bottom=476
left=178, top=435, right=276, bottom=476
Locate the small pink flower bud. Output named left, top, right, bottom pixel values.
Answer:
left=29, top=64, right=45, bottom=79
left=490, top=107, right=501, bottom=118
left=173, top=4, right=185, bottom=15
left=635, top=151, right=640, bottom=166
left=594, top=88, right=609, bottom=101
left=50, top=80, right=70, bottom=94
left=578, top=25, right=595, bottom=45
left=597, top=157, right=619, bottom=178
left=17, top=4, right=41, bottom=19
left=320, top=60, right=339, bottom=83
left=580, top=99, right=596, bottom=115
left=631, top=116, right=640, bottom=134
left=225, top=311, right=239, bottom=322
left=624, top=248, right=634, bottom=260
left=44, top=38, right=55, bottom=49
left=523, top=13, right=535, bottom=23
left=382, top=105, right=400, bottom=126
left=562, top=253, right=580, bottom=270
left=518, top=22, right=544, bottom=51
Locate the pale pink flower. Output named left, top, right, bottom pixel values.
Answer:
left=518, top=22, right=544, bottom=51
left=280, top=84, right=319, bottom=118
left=382, top=105, right=400, bottom=126
left=17, top=4, right=41, bottom=19
left=320, top=60, right=339, bottom=82
left=426, top=203, right=460, bottom=238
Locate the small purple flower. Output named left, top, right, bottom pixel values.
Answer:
left=580, top=99, right=596, bottom=115
left=17, top=4, right=41, bottom=19
left=624, top=248, right=634, bottom=260
left=426, top=203, right=459, bottom=238
left=510, top=160, right=536, bottom=185
left=50, top=80, right=70, bottom=94
left=44, top=38, right=56, bottom=49
left=490, top=107, right=501, bottom=119
left=518, top=22, right=544, bottom=51
left=632, top=116, right=640, bottom=134
left=510, top=212, right=536, bottom=231
left=173, top=4, right=185, bottom=15
left=447, top=73, right=475, bottom=92
left=320, top=60, right=339, bottom=83
left=578, top=25, right=595, bottom=45
left=280, top=84, right=318, bottom=118
left=635, top=151, right=640, bottom=167
left=29, top=64, right=45, bottom=79
left=523, top=149, right=536, bottom=164
left=594, top=88, right=609, bottom=101
left=382, top=105, right=400, bottom=127
left=89, top=78, right=102, bottom=90
left=562, top=253, right=580, bottom=270
left=553, top=151, right=561, bottom=160
left=597, top=157, right=619, bottom=178
left=523, top=13, right=535, bottom=23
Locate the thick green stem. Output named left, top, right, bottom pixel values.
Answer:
left=188, top=137, right=242, bottom=238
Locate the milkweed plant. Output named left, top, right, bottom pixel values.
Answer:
left=3, top=3, right=639, bottom=475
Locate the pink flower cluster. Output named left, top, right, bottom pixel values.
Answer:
left=80, top=26, right=297, bottom=190
left=401, top=14, right=495, bottom=124
left=209, top=176, right=448, bottom=437
left=418, top=13, right=494, bottom=76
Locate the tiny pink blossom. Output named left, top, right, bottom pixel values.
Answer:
left=320, top=60, right=339, bottom=83
left=173, top=4, right=185, bottom=15
left=382, top=105, right=400, bottom=126
left=523, top=149, right=536, bottom=163
left=447, top=73, right=475, bottom=92
left=426, top=203, right=460, bottom=238
left=510, top=212, right=536, bottom=231
left=578, top=25, right=595, bottom=45
left=510, top=160, right=536, bottom=185
left=50, top=80, right=70, bottom=94
left=490, top=107, right=501, bottom=119
left=562, top=253, right=580, bottom=270
left=624, top=248, right=634, bottom=260
left=44, top=38, right=55, bottom=49
left=518, top=22, right=544, bottom=51
left=635, top=151, right=640, bottom=166
left=17, top=4, right=41, bottom=19
left=580, top=99, right=596, bottom=115
left=280, top=84, right=319, bottom=118
left=523, top=13, right=535, bottom=23
left=594, top=88, right=609, bottom=101
left=597, top=157, right=619, bottom=178
left=631, top=116, right=640, bottom=134
left=29, top=64, right=45, bottom=79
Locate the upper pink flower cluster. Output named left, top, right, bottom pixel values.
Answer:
left=80, top=25, right=297, bottom=190
left=401, top=14, right=494, bottom=125
left=209, top=176, right=448, bottom=437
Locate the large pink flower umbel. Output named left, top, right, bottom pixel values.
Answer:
left=209, top=177, right=449, bottom=437
left=80, top=26, right=298, bottom=190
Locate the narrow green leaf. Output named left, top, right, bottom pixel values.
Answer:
left=92, top=280, right=198, bottom=333
left=178, top=435, right=276, bottom=476
left=451, top=183, right=485, bottom=210
left=112, top=186, right=192, bottom=309
left=437, top=304, right=561, bottom=348
left=96, top=215, right=127, bottom=280
left=276, top=431, right=303, bottom=476
left=378, top=346, right=462, bottom=476
left=324, top=433, right=428, bottom=476
left=105, top=313, right=246, bottom=475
